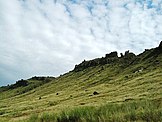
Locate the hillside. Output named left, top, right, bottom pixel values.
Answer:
left=0, top=41, right=162, bottom=122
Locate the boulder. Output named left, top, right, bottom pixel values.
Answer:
left=93, top=91, right=99, bottom=95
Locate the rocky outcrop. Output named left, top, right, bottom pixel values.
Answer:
left=157, top=41, right=162, bottom=52
left=150, top=41, right=162, bottom=56
left=74, top=41, right=162, bottom=72
left=123, top=50, right=136, bottom=59
left=159, top=41, right=162, bottom=48
left=74, top=51, right=134, bottom=71
left=74, top=51, right=120, bottom=71
left=105, top=51, right=118, bottom=58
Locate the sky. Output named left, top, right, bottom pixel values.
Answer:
left=0, top=0, right=162, bottom=86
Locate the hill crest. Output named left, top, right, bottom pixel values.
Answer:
left=74, top=41, right=162, bottom=72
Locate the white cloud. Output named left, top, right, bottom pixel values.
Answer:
left=0, top=0, right=162, bottom=86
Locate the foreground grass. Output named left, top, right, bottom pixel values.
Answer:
left=26, top=99, right=162, bottom=122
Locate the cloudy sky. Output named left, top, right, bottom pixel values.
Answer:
left=0, top=0, right=162, bottom=86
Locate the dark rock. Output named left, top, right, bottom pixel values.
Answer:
left=125, top=50, right=130, bottom=56
left=159, top=41, right=162, bottom=48
left=157, top=41, right=162, bottom=52
left=93, top=91, right=99, bottom=95
left=145, top=49, right=149, bottom=51
left=150, top=41, right=162, bottom=55
left=120, top=53, right=124, bottom=57
left=124, top=51, right=136, bottom=59
left=100, top=57, right=107, bottom=64
left=56, top=93, right=59, bottom=95
left=105, top=51, right=118, bottom=58
left=39, top=97, right=41, bottom=100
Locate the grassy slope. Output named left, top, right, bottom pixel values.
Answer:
left=0, top=46, right=162, bottom=122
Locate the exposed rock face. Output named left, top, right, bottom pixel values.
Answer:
left=105, top=51, right=118, bottom=58
left=159, top=41, right=162, bottom=48
left=74, top=51, right=121, bottom=71
left=152, top=41, right=162, bottom=55
left=124, top=51, right=136, bottom=58
left=74, top=50, right=137, bottom=71
left=125, top=50, right=130, bottom=56
left=120, top=53, right=124, bottom=57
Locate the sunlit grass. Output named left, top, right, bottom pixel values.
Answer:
left=26, top=99, right=162, bottom=122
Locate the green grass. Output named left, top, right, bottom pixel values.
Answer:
left=0, top=66, right=161, bottom=121
left=26, top=99, right=162, bottom=122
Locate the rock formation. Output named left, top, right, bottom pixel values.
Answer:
left=105, top=51, right=118, bottom=58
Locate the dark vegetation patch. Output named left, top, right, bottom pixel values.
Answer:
left=0, top=77, right=55, bottom=95
left=10, top=79, right=29, bottom=89
left=0, top=79, right=28, bottom=92
left=29, top=76, right=55, bottom=82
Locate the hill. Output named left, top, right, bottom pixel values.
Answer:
left=0, top=41, right=162, bottom=122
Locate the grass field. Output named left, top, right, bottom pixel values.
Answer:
left=27, top=99, right=162, bottom=122
left=0, top=44, right=162, bottom=122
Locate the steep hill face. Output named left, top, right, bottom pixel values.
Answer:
left=0, top=42, right=162, bottom=122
